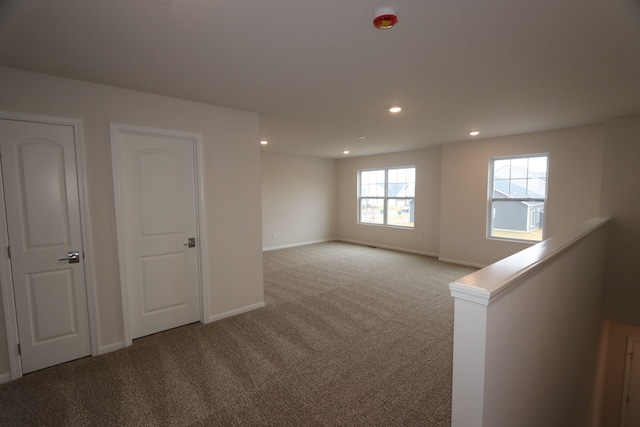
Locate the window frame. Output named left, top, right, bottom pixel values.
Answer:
left=487, top=154, right=549, bottom=242
left=358, top=166, right=416, bottom=229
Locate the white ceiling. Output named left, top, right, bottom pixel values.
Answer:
left=1, top=0, right=639, bottom=158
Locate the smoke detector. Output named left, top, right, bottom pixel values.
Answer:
left=373, top=8, right=398, bottom=29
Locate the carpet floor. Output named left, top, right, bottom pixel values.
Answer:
left=0, top=242, right=476, bottom=426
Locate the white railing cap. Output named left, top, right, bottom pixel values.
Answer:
left=449, top=217, right=609, bottom=306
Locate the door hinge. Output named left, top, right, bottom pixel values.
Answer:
left=7, top=246, right=10, bottom=259
left=17, top=343, right=21, bottom=356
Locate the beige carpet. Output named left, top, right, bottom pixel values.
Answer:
left=0, top=241, right=476, bottom=426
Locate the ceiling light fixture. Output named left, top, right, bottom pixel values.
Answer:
left=260, top=140, right=268, bottom=145
left=469, top=131, right=480, bottom=136
left=357, top=136, right=366, bottom=139
left=343, top=150, right=350, bottom=154
left=389, top=106, right=402, bottom=113
left=373, top=8, right=398, bottom=29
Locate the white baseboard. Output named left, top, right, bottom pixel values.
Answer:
left=209, top=302, right=265, bottom=322
left=437, top=257, right=487, bottom=269
left=336, top=238, right=440, bottom=258
left=99, top=302, right=266, bottom=351
left=99, top=341, right=125, bottom=355
left=263, top=238, right=335, bottom=252
left=0, top=371, right=11, bottom=384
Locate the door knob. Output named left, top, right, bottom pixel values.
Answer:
left=59, top=251, right=80, bottom=263
left=184, top=238, right=196, bottom=248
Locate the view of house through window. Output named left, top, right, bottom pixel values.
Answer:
left=359, top=167, right=415, bottom=228
left=489, top=154, right=548, bottom=242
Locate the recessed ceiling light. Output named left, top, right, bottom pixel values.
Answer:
left=260, top=140, right=268, bottom=145
left=389, top=107, right=402, bottom=113
left=343, top=150, right=350, bottom=154
left=357, top=136, right=366, bottom=139
left=469, top=131, right=480, bottom=136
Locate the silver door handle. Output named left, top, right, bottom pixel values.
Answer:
left=59, top=251, right=80, bottom=263
left=184, top=237, right=196, bottom=248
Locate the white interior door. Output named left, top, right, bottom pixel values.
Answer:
left=112, top=126, right=201, bottom=341
left=0, top=119, right=91, bottom=374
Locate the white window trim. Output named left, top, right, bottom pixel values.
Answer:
left=358, top=166, right=415, bottom=229
left=487, top=154, right=548, bottom=242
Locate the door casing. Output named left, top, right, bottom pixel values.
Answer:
left=0, top=111, right=99, bottom=380
left=620, top=335, right=640, bottom=426
left=110, top=123, right=210, bottom=347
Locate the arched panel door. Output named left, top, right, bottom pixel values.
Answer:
left=0, top=118, right=90, bottom=374
left=112, top=127, right=200, bottom=340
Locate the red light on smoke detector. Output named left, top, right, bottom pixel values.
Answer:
left=373, top=8, right=398, bottom=29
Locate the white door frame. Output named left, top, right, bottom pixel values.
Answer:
left=0, top=111, right=99, bottom=380
left=620, top=335, right=640, bottom=426
left=110, top=123, right=210, bottom=347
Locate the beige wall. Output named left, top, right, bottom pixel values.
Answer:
left=601, top=114, right=640, bottom=325
left=440, top=124, right=605, bottom=266
left=261, top=152, right=337, bottom=249
left=336, top=147, right=441, bottom=255
left=598, top=116, right=640, bottom=424
left=451, top=218, right=608, bottom=426
left=0, top=67, right=264, bottom=374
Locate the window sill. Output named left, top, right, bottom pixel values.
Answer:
left=358, top=222, right=415, bottom=230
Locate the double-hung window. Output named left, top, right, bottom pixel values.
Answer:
left=358, top=167, right=415, bottom=228
left=488, top=154, right=548, bottom=242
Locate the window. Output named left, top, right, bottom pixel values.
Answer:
left=488, top=155, right=548, bottom=242
left=359, top=167, right=415, bottom=228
